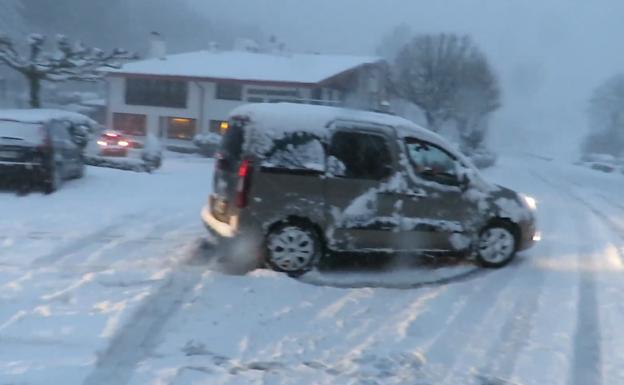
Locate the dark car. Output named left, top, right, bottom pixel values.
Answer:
left=0, top=110, right=95, bottom=194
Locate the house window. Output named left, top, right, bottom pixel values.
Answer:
left=209, top=120, right=229, bottom=135
left=125, top=78, right=188, bottom=108
left=161, top=117, right=197, bottom=141
left=113, top=113, right=147, bottom=137
left=312, top=88, right=323, bottom=101
left=216, top=83, right=243, bottom=101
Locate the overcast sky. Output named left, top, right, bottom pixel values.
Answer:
left=191, top=0, right=624, bottom=158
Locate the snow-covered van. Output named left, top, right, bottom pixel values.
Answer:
left=201, top=103, right=538, bottom=274
left=0, top=109, right=96, bottom=193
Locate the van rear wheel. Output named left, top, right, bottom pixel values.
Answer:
left=265, top=223, right=322, bottom=276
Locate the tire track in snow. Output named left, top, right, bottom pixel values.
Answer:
left=536, top=173, right=624, bottom=246
left=81, top=246, right=205, bottom=385
left=475, top=169, right=573, bottom=384
left=30, top=210, right=153, bottom=266
left=421, top=263, right=522, bottom=383
left=564, top=178, right=624, bottom=213
left=476, top=262, right=546, bottom=383
left=29, top=210, right=196, bottom=268
left=571, top=270, right=602, bottom=385
left=532, top=172, right=606, bottom=385
left=299, top=265, right=485, bottom=290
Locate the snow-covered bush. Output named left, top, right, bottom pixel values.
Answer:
left=193, top=132, right=222, bottom=157
left=142, top=134, right=163, bottom=172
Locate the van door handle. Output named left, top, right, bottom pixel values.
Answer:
left=379, top=190, right=427, bottom=199
left=407, top=190, right=427, bottom=199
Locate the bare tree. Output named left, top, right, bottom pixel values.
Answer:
left=376, top=24, right=412, bottom=61
left=452, top=48, right=501, bottom=152
left=583, top=74, right=624, bottom=157
left=0, top=33, right=136, bottom=108
left=392, top=33, right=500, bottom=146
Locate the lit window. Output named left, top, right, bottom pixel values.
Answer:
left=210, top=120, right=229, bottom=135
left=162, top=117, right=197, bottom=141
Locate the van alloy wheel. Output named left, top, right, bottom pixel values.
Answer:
left=266, top=225, right=320, bottom=274
left=476, top=226, right=517, bottom=268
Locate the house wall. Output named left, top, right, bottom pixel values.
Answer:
left=105, top=68, right=382, bottom=146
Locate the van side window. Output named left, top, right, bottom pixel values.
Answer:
left=329, top=131, right=392, bottom=180
left=405, top=139, right=459, bottom=185
left=262, top=132, right=325, bottom=172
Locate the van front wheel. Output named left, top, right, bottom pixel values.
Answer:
left=475, top=224, right=517, bottom=268
left=265, top=223, right=322, bottom=276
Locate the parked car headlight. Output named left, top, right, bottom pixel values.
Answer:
left=521, top=193, right=538, bottom=211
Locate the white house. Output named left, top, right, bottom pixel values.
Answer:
left=103, top=48, right=387, bottom=150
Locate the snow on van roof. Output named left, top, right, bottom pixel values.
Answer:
left=230, top=103, right=476, bottom=169
left=0, top=109, right=96, bottom=126
left=106, top=51, right=382, bottom=85
left=230, top=103, right=446, bottom=143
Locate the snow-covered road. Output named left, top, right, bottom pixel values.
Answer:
left=2, top=154, right=624, bottom=385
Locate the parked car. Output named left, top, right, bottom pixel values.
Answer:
left=96, top=130, right=131, bottom=157
left=579, top=153, right=623, bottom=173
left=0, top=109, right=96, bottom=193
left=201, top=103, right=539, bottom=275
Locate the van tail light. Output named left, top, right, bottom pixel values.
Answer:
left=235, top=159, right=253, bottom=208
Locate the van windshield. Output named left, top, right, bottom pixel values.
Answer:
left=0, top=120, right=44, bottom=144
left=220, top=118, right=245, bottom=162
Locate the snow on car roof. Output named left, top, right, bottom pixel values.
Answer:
left=105, top=50, right=382, bottom=85
left=0, top=109, right=96, bottom=126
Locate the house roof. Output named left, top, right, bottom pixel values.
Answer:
left=105, top=50, right=383, bottom=86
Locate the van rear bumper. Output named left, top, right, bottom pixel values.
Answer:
left=201, top=205, right=238, bottom=239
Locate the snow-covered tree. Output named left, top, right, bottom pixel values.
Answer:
left=392, top=33, right=501, bottom=146
left=583, top=74, right=624, bottom=157
left=0, top=33, right=136, bottom=108
left=376, top=24, right=413, bottom=61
